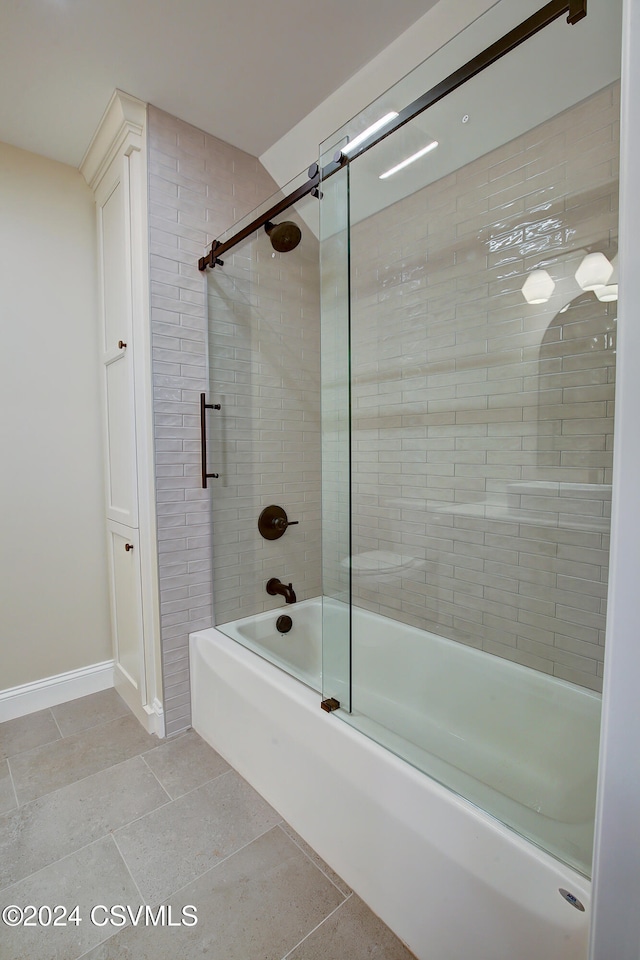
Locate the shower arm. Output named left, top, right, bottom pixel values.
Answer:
left=197, top=0, right=586, bottom=273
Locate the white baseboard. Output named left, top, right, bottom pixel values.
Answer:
left=0, top=661, right=115, bottom=723
left=113, top=667, right=165, bottom=738
left=148, top=697, right=165, bottom=738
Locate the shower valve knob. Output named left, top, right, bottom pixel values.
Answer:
left=258, top=505, right=298, bottom=540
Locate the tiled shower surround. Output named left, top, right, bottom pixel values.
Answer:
left=147, top=107, right=283, bottom=735
left=348, top=83, right=619, bottom=691
left=150, top=80, right=617, bottom=735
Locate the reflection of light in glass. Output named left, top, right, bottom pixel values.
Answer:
left=575, top=252, right=613, bottom=291
left=522, top=269, right=555, bottom=304
left=379, top=140, right=439, bottom=179
left=595, top=284, right=618, bottom=302
left=342, top=112, right=399, bottom=157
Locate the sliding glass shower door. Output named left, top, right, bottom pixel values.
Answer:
left=319, top=0, right=622, bottom=875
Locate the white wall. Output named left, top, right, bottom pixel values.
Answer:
left=0, top=140, right=111, bottom=690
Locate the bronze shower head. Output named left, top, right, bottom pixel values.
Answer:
left=264, top=220, right=302, bottom=253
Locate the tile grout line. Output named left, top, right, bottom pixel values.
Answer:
left=280, top=895, right=352, bottom=960
left=0, top=766, right=176, bottom=897
left=145, top=821, right=285, bottom=906
left=5, top=757, right=19, bottom=811
left=140, top=755, right=174, bottom=803
left=136, top=754, right=233, bottom=806
left=1, top=752, right=164, bottom=821
left=0, top=761, right=179, bottom=886
left=111, top=832, right=149, bottom=907
left=48, top=702, right=134, bottom=742
left=0, top=732, right=62, bottom=766
left=276, top=823, right=351, bottom=899
left=4, top=713, right=141, bottom=766
left=0, top=701, right=131, bottom=763
left=0, top=832, right=127, bottom=897
left=6, top=717, right=157, bottom=806
left=49, top=707, right=65, bottom=739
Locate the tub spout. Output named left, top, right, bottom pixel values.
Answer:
left=266, top=578, right=297, bottom=604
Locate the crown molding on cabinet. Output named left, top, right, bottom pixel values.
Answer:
left=79, top=89, right=147, bottom=190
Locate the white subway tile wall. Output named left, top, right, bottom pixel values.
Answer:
left=148, top=106, right=281, bottom=735
left=348, top=83, right=619, bottom=691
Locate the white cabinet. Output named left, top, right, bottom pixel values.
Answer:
left=81, top=91, right=163, bottom=735
left=107, top=523, right=145, bottom=696
left=98, top=171, right=139, bottom=527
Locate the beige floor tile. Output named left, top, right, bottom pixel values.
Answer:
left=81, top=826, right=345, bottom=960
left=142, top=729, right=230, bottom=799
left=114, top=769, right=281, bottom=904
left=51, top=689, right=130, bottom=738
left=287, top=893, right=417, bottom=959
left=0, top=756, right=169, bottom=891
left=9, top=715, right=158, bottom=805
left=0, top=709, right=60, bottom=761
left=0, top=836, right=140, bottom=960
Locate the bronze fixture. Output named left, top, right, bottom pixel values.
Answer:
left=258, top=505, right=299, bottom=540
left=264, top=220, right=302, bottom=253
left=198, top=164, right=320, bottom=270
left=125, top=543, right=134, bottom=552
left=321, top=698, right=340, bottom=713
left=276, top=615, right=293, bottom=634
left=200, top=393, right=221, bottom=488
left=118, top=340, right=127, bottom=349
left=266, top=578, right=297, bottom=604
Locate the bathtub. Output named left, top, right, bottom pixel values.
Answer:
left=190, top=598, right=597, bottom=960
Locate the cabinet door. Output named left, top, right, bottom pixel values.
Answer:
left=107, top=521, right=146, bottom=698
left=98, top=164, right=139, bottom=527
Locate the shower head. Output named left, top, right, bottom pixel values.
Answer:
left=264, top=220, right=302, bottom=253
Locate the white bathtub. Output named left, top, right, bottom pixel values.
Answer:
left=190, top=599, right=597, bottom=960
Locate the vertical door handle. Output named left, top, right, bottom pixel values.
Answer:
left=200, top=393, right=221, bottom=487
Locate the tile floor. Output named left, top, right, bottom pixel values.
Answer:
left=0, top=689, right=415, bottom=959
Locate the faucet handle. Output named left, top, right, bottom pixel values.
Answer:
left=273, top=517, right=298, bottom=530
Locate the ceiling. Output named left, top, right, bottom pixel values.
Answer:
left=0, top=0, right=439, bottom=169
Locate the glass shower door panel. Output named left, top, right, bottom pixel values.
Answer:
left=343, top=0, right=620, bottom=876
left=205, top=177, right=323, bottom=691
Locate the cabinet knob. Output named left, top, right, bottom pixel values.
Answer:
left=125, top=543, right=134, bottom=552
left=118, top=340, right=127, bottom=349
